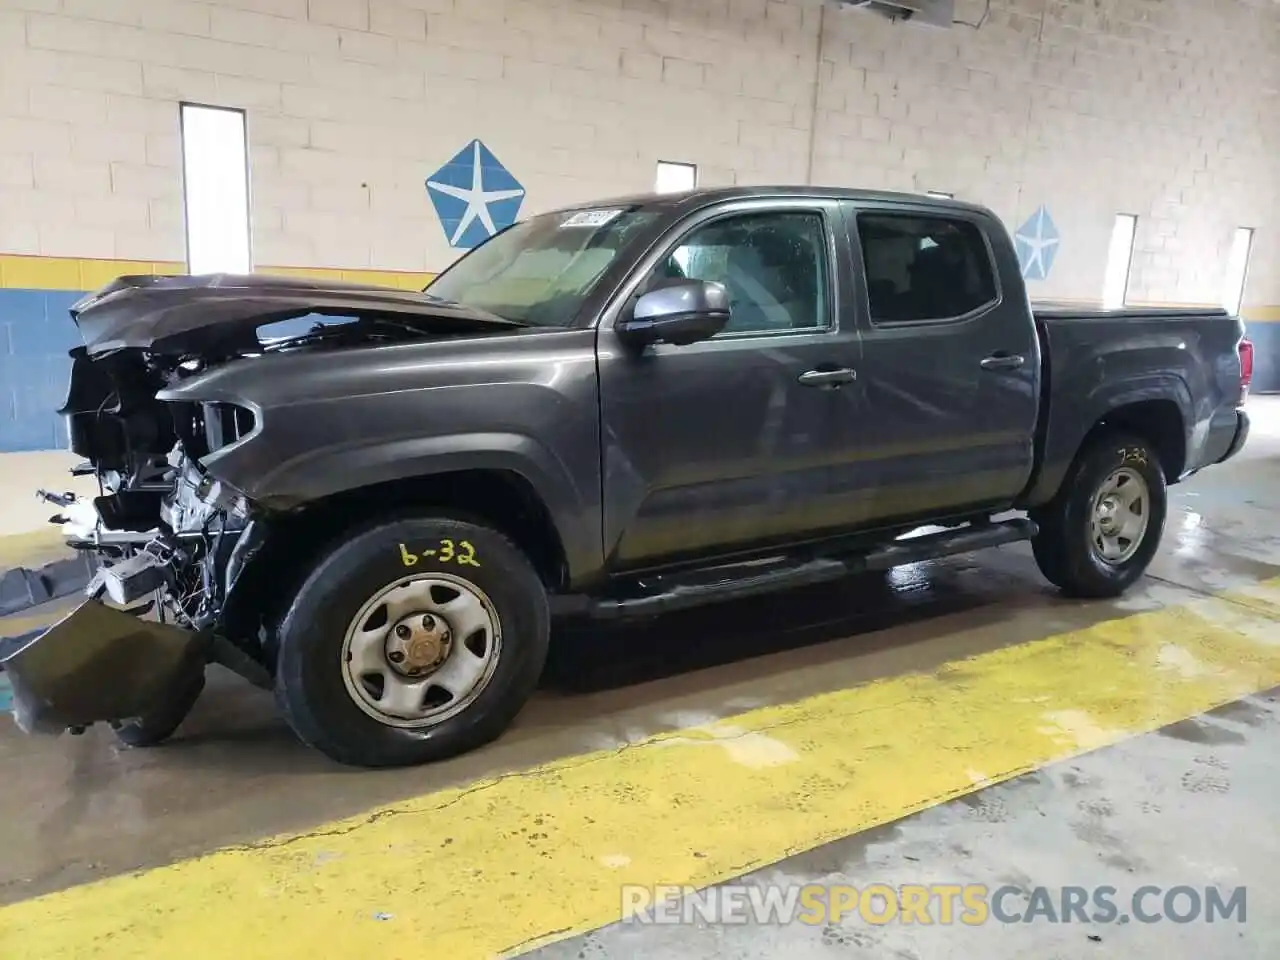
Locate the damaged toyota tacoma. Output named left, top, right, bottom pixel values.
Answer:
left=2, top=187, right=1252, bottom=767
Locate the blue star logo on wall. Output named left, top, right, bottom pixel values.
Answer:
left=426, top=140, right=525, bottom=250
left=1014, top=205, right=1061, bottom=282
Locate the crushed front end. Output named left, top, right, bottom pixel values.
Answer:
left=1, top=277, right=289, bottom=734
left=2, top=348, right=270, bottom=734
left=1, top=271, right=517, bottom=738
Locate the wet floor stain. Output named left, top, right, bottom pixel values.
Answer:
left=1058, top=768, right=1101, bottom=791
left=772, top=821, right=907, bottom=878
left=1179, top=768, right=1232, bottom=794
left=1203, top=695, right=1274, bottom=727
left=1159, top=717, right=1248, bottom=745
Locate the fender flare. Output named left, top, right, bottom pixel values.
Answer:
left=205, top=431, right=601, bottom=583
left=1027, top=373, right=1192, bottom=505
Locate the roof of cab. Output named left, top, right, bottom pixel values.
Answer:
left=549, top=185, right=992, bottom=217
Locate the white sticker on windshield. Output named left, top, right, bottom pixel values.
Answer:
left=560, top=209, right=624, bottom=228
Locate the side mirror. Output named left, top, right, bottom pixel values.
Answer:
left=616, top=280, right=731, bottom=348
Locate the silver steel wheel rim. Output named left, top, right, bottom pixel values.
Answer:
left=1089, top=467, right=1150, bottom=566
left=340, top=573, right=502, bottom=729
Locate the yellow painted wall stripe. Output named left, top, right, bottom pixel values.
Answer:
left=0, top=254, right=183, bottom=291
left=2, top=581, right=1280, bottom=958
left=256, top=264, right=434, bottom=291
left=0, top=254, right=434, bottom=292
left=1245, top=304, right=1280, bottom=323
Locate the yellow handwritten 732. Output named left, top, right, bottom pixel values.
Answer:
left=398, top=539, right=480, bottom=568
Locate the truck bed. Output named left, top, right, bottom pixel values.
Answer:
left=1025, top=303, right=1246, bottom=506
left=1032, top=302, right=1231, bottom=322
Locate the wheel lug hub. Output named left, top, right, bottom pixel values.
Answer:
left=1096, top=496, right=1121, bottom=531
left=385, top=611, right=453, bottom=677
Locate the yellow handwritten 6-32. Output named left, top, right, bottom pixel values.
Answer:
left=398, top=539, right=481, bottom=568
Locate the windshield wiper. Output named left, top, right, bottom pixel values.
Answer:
left=261, top=317, right=428, bottom=353
left=417, top=291, right=529, bottom=327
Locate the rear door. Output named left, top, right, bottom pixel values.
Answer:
left=838, top=200, right=1039, bottom=522
left=595, top=196, right=863, bottom=571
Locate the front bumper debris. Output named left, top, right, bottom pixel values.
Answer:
left=86, top=549, right=170, bottom=606
left=0, top=553, right=98, bottom=617
left=0, top=599, right=207, bottom=734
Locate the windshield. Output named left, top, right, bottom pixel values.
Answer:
left=425, top=207, right=660, bottom=326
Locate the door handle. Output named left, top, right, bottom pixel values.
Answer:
left=798, top=367, right=857, bottom=387
left=980, top=353, right=1025, bottom=371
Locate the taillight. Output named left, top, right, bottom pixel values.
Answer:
left=1238, top=338, right=1254, bottom=403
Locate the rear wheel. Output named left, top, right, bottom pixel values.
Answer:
left=1031, top=434, right=1167, bottom=598
left=274, top=514, right=549, bottom=768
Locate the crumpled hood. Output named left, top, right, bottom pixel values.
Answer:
left=70, top=273, right=522, bottom=357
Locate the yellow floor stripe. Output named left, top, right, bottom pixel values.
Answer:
left=0, top=528, right=67, bottom=569
left=3, top=581, right=1280, bottom=958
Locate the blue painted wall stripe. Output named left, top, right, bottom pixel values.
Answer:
left=0, top=288, right=370, bottom=453
left=0, top=288, right=86, bottom=453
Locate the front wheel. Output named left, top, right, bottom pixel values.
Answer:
left=1031, top=434, right=1167, bottom=598
left=274, top=515, right=550, bottom=768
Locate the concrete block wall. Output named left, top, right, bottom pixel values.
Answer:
left=0, top=0, right=1278, bottom=465
left=813, top=0, right=1280, bottom=311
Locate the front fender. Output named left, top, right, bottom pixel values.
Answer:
left=204, top=431, right=602, bottom=586
left=155, top=330, right=605, bottom=584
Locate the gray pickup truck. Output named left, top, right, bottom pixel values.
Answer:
left=2, top=187, right=1251, bottom=767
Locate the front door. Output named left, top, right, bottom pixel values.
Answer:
left=596, top=198, right=863, bottom=572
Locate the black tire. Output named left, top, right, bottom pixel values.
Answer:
left=273, top=514, right=549, bottom=768
left=112, top=669, right=206, bottom=748
left=1031, top=433, right=1167, bottom=598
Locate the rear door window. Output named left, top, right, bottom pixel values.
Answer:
left=856, top=213, right=999, bottom=324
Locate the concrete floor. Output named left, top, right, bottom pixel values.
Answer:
left=533, top=692, right=1280, bottom=960
left=1, top=399, right=1279, bottom=959
left=0, top=451, right=97, bottom=537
